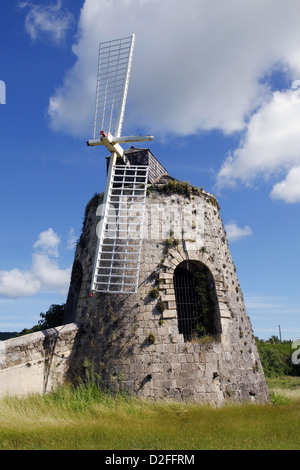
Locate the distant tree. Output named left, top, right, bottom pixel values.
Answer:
left=38, top=304, right=66, bottom=329
left=15, top=304, right=66, bottom=337
left=15, top=324, right=42, bottom=337
left=0, top=332, right=18, bottom=341
left=256, top=337, right=300, bottom=377
left=269, top=335, right=280, bottom=344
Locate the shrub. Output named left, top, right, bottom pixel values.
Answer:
left=146, top=333, right=156, bottom=344
left=149, top=287, right=159, bottom=299
left=256, top=338, right=300, bottom=377
left=156, top=301, right=166, bottom=314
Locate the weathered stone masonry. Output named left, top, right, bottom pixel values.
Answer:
left=63, top=150, right=269, bottom=405
left=0, top=324, right=78, bottom=397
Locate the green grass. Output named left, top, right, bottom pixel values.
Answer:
left=0, top=379, right=299, bottom=450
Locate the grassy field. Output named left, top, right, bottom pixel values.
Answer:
left=0, top=377, right=299, bottom=450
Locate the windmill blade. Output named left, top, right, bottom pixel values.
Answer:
left=92, top=34, right=135, bottom=140
left=91, top=159, right=149, bottom=294
left=88, top=34, right=154, bottom=295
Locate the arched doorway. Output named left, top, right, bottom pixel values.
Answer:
left=173, top=261, right=221, bottom=342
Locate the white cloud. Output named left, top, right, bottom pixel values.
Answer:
left=225, top=221, right=252, bottom=242
left=0, top=269, right=40, bottom=298
left=32, top=253, right=70, bottom=293
left=47, top=0, right=300, bottom=138
left=270, top=165, right=300, bottom=203
left=0, top=228, right=71, bottom=299
left=216, top=90, right=300, bottom=193
left=33, top=227, right=60, bottom=257
left=44, top=0, right=300, bottom=204
left=19, top=0, right=73, bottom=45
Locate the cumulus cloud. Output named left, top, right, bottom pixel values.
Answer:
left=19, top=0, right=74, bottom=45
left=270, top=165, right=300, bottom=203
left=33, top=227, right=60, bottom=257
left=0, top=269, right=40, bottom=299
left=217, top=90, right=300, bottom=185
left=47, top=0, right=300, bottom=138
left=225, top=221, right=252, bottom=242
left=32, top=252, right=70, bottom=291
left=216, top=88, right=300, bottom=201
left=44, top=0, right=300, bottom=203
left=0, top=228, right=71, bottom=299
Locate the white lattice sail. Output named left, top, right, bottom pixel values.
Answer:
left=88, top=34, right=153, bottom=295
left=91, top=164, right=149, bottom=293
left=93, top=35, right=135, bottom=139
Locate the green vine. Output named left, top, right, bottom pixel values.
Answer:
left=163, top=230, right=180, bottom=255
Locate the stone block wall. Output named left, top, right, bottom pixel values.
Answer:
left=65, top=183, right=269, bottom=405
left=0, top=323, right=79, bottom=397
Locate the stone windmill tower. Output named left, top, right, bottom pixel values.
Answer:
left=63, top=35, right=269, bottom=405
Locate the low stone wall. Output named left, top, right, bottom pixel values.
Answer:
left=0, top=323, right=79, bottom=397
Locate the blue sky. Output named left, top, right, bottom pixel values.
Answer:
left=0, top=0, right=299, bottom=340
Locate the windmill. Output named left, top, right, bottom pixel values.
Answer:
left=62, top=35, right=269, bottom=405
left=87, top=34, right=154, bottom=295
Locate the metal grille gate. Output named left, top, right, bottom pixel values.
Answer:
left=91, top=164, right=148, bottom=294
left=173, top=268, right=200, bottom=341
